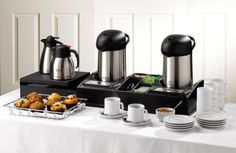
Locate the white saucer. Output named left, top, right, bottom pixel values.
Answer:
left=99, top=110, right=126, bottom=119
left=196, top=112, right=227, bottom=121
left=122, top=116, right=151, bottom=126
left=165, top=126, right=194, bottom=132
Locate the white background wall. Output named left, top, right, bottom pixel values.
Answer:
left=0, top=0, right=235, bottom=101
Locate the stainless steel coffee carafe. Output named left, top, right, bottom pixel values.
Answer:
left=50, top=44, right=79, bottom=80
left=96, top=30, right=129, bottom=82
left=161, top=34, right=196, bottom=89
left=39, top=36, right=62, bottom=74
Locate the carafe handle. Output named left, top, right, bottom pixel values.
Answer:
left=125, top=33, right=130, bottom=45
left=70, top=49, right=80, bottom=68
left=54, top=37, right=63, bottom=44
left=188, top=35, right=196, bottom=50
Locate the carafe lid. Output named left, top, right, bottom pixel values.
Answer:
left=41, top=35, right=62, bottom=47
left=161, top=34, right=195, bottom=57
left=54, top=44, right=71, bottom=58
left=96, top=29, right=129, bottom=51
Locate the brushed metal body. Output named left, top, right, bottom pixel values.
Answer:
left=97, top=49, right=126, bottom=82
left=50, top=57, right=75, bottom=80
left=163, top=54, right=193, bottom=89
left=39, top=47, right=52, bottom=74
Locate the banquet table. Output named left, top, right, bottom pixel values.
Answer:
left=0, top=89, right=236, bottom=153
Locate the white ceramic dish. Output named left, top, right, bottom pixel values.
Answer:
left=164, top=124, right=194, bottom=129
left=156, top=107, right=175, bottom=122
left=99, top=110, right=126, bottom=119
left=198, top=123, right=226, bottom=128
left=196, top=119, right=226, bottom=124
left=165, top=122, right=194, bottom=127
left=196, top=112, right=227, bottom=121
left=165, top=126, right=194, bottom=132
left=163, top=115, right=194, bottom=125
left=122, top=116, right=151, bottom=126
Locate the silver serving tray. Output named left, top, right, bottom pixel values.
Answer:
left=3, top=94, right=86, bottom=120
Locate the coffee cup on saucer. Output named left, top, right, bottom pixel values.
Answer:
left=127, top=103, right=148, bottom=123
left=104, top=97, right=124, bottom=115
left=156, top=107, right=175, bottom=122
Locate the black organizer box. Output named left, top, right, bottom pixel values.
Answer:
left=20, top=71, right=90, bottom=97
left=76, top=73, right=204, bottom=115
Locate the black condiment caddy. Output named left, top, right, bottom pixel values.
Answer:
left=76, top=73, right=204, bottom=115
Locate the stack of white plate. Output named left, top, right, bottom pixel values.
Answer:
left=196, top=113, right=227, bottom=128
left=163, top=115, right=194, bottom=132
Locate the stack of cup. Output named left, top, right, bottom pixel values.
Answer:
left=197, top=87, right=213, bottom=114
left=210, top=79, right=227, bottom=111
left=204, top=82, right=220, bottom=112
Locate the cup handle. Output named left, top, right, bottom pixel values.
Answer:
left=144, top=109, right=148, bottom=120
left=120, top=102, right=124, bottom=110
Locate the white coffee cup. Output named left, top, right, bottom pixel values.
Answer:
left=104, top=97, right=124, bottom=115
left=127, top=103, right=148, bottom=123
left=156, top=107, right=175, bottom=122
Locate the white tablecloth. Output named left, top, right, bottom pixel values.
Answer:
left=0, top=89, right=236, bottom=153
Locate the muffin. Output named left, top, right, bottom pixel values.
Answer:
left=26, top=92, right=42, bottom=103
left=14, top=99, right=25, bottom=107
left=46, top=93, right=62, bottom=110
left=50, top=102, right=67, bottom=112
left=47, top=93, right=62, bottom=103
left=21, top=100, right=31, bottom=108
left=63, top=95, right=80, bottom=108
left=14, top=99, right=31, bottom=108
left=26, top=92, right=38, bottom=99
left=30, top=101, right=45, bottom=110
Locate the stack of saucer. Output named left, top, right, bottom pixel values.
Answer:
left=196, top=113, right=227, bottom=128
left=163, top=115, right=194, bottom=132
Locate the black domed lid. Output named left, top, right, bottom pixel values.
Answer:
left=161, top=34, right=196, bottom=57
left=96, top=29, right=129, bottom=51
left=41, top=35, right=62, bottom=47
left=54, top=44, right=71, bottom=58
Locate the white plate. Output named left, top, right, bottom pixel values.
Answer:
left=122, top=116, right=151, bottom=126
left=164, top=123, right=194, bottom=128
left=99, top=110, right=126, bottom=119
left=197, top=122, right=226, bottom=126
left=196, top=118, right=226, bottom=123
left=164, top=121, right=194, bottom=126
left=197, top=113, right=227, bottom=121
left=163, top=115, right=194, bottom=125
left=196, top=119, right=226, bottom=125
left=164, top=124, right=194, bottom=129
left=165, top=126, right=194, bottom=132
left=198, top=123, right=226, bottom=128
left=197, top=120, right=226, bottom=126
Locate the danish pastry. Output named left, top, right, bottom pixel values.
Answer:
left=26, top=92, right=42, bottom=103
left=21, top=100, right=31, bottom=108
left=30, top=101, right=45, bottom=110
left=14, top=99, right=25, bottom=107
left=50, top=102, right=67, bottom=112
left=63, top=95, right=80, bottom=108
left=47, top=93, right=62, bottom=103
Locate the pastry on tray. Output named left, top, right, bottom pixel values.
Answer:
left=63, top=95, right=80, bottom=108
left=14, top=99, right=25, bottom=107
left=46, top=93, right=62, bottom=110
left=47, top=93, right=62, bottom=103
left=26, top=92, right=43, bottom=103
left=21, top=100, right=31, bottom=108
left=50, top=102, right=67, bottom=112
left=29, top=101, right=45, bottom=110
left=14, top=99, right=31, bottom=108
